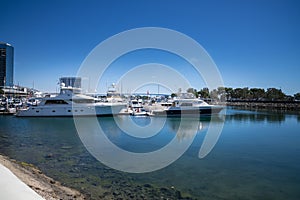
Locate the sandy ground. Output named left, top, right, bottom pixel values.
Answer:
left=0, top=154, right=85, bottom=200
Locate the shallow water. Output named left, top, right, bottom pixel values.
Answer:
left=0, top=109, right=299, bottom=199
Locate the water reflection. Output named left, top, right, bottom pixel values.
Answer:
left=164, top=115, right=224, bottom=140
left=226, top=112, right=286, bottom=123
left=95, top=116, right=207, bottom=152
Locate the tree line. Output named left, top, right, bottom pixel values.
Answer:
left=184, top=87, right=300, bottom=102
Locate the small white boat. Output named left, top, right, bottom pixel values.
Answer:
left=16, top=86, right=126, bottom=117
left=26, top=98, right=41, bottom=107
left=129, top=99, right=148, bottom=116
left=132, top=107, right=148, bottom=116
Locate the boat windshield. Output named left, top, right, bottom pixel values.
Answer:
left=180, top=102, right=193, bottom=106
left=45, top=100, right=69, bottom=105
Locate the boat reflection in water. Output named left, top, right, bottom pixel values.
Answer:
left=112, top=114, right=225, bottom=140
left=76, top=114, right=225, bottom=157
left=73, top=114, right=225, bottom=173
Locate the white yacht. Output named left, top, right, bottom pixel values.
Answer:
left=16, top=86, right=126, bottom=117
left=145, top=94, right=224, bottom=117
left=129, top=99, right=148, bottom=116
left=105, top=83, right=125, bottom=103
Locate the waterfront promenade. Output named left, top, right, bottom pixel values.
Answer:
left=0, top=158, right=44, bottom=200
left=0, top=155, right=84, bottom=200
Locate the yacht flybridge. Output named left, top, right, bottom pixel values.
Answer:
left=16, top=86, right=126, bottom=117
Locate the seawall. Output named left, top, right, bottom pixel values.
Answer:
left=223, top=100, right=300, bottom=113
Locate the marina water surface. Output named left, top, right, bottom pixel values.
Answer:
left=0, top=108, right=299, bottom=199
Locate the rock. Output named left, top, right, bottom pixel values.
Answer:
left=113, top=190, right=121, bottom=196
left=45, top=153, right=53, bottom=159
left=160, top=187, right=168, bottom=192
left=175, top=190, right=182, bottom=199
left=102, top=184, right=111, bottom=189
left=116, top=196, right=123, bottom=200
left=103, top=191, right=111, bottom=196
left=61, top=146, right=73, bottom=150
left=144, top=183, right=152, bottom=188
left=91, top=182, right=97, bottom=186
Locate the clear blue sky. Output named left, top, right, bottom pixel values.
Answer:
left=1, top=0, right=299, bottom=95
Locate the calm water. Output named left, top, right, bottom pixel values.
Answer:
left=0, top=109, right=299, bottom=199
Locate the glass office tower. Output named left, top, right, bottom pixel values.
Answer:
left=59, top=77, right=82, bottom=89
left=0, top=42, right=14, bottom=87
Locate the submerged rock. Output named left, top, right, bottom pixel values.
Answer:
left=45, top=153, right=53, bottom=159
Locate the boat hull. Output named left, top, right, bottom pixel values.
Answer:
left=151, top=106, right=224, bottom=117
left=16, top=104, right=126, bottom=117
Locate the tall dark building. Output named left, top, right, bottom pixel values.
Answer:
left=59, top=77, right=82, bottom=88
left=0, top=42, right=14, bottom=87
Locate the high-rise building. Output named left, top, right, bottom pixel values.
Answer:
left=0, top=42, right=14, bottom=87
left=59, top=77, right=82, bottom=88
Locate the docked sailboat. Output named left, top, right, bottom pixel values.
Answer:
left=16, top=86, right=126, bottom=117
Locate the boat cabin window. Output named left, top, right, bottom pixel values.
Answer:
left=45, top=100, right=68, bottom=105
left=194, top=100, right=204, bottom=104
left=180, top=102, right=193, bottom=106
left=161, top=103, right=172, bottom=107
left=72, top=99, right=95, bottom=104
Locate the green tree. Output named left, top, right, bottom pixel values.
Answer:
left=225, top=87, right=233, bottom=100
left=171, top=93, right=177, bottom=98
left=242, top=87, right=250, bottom=99
left=187, top=88, right=199, bottom=98
left=231, top=87, right=250, bottom=100
left=141, top=95, right=149, bottom=100
left=217, top=87, right=226, bottom=101
left=210, top=89, right=219, bottom=101
left=250, top=88, right=265, bottom=100
left=198, top=87, right=210, bottom=98
left=231, top=88, right=243, bottom=99
left=265, top=88, right=286, bottom=101
left=294, top=93, right=300, bottom=100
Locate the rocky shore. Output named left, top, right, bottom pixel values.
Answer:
left=0, top=154, right=196, bottom=200
left=0, top=154, right=85, bottom=200
left=224, top=101, right=300, bottom=113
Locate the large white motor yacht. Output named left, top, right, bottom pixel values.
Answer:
left=16, top=86, right=126, bottom=117
left=145, top=93, right=224, bottom=117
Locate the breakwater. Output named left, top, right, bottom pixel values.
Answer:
left=224, top=100, right=300, bottom=113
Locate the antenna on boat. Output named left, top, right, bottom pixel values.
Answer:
left=120, top=81, right=123, bottom=96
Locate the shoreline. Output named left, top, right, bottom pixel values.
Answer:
left=0, top=154, right=85, bottom=200
left=212, top=101, right=300, bottom=114
left=0, top=154, right=195, bottom=200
